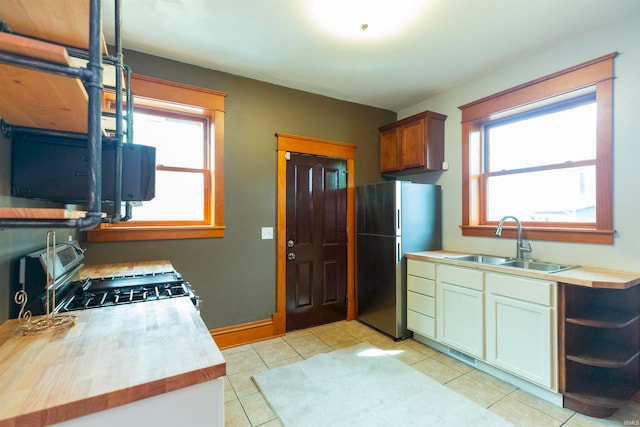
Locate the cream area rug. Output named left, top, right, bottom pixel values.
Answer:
left=252, top=343, right=513, bottom=427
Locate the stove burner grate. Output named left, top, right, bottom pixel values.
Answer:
left=59, top=273, right=193, bottom=312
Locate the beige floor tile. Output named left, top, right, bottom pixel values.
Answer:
left=411, top=357, right=465, bottom=384
left=314, top=328, right=356, bottom=346
left=360, top=333, right=397, bottom=350
left=221, top=343, right=253, bottom=356
left=489, top=395, right=563, bottom=427
left=403, top=338, right=440, bottom=357
left=509, top=389, right=574, bottom=423
left=330, top=338, right=364, bottom=350
left=258, top=418, right=284, bottom=427
left=227, top=365, right=269, bottom=398
left=239, top=392, right=277, bottom=426
left=300, top=348, right=333, bottom=359
left=283, top=333, right=330, bottom=354
left=445, top=374, right=508, bottom=408
left=225, top=348, right=267, bottom=375
left=385, top=342, right=431, bottom=365
left=565, top=412, right=628, bottom=427
left=308, top=321, right=341, bottom=333
left=223, top=376, right=237, bottom=402
left=283, top=328, right=312, bottom=339
left=338, top=320, right=380, bottom=338
left=252, top=339, right=299, bottom=364
left=610, top=400, right=640, bottom=425
left=224, top=398, right=251, bottom=427
left=462, top=369, right=517, bottom=395
left=431, top=351, right=475, bottom=374
left=267, top=355, right=304, bottom=369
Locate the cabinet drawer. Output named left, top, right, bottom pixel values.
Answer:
left=408, top=309, right=436, bottom=338
left=408, top=275, right=435, bottom=297
left=438, top=264, right=484, bottom=291
left=407, top=259, right=435, bottom=279
left=486, top=273, right=555, bottom=307
left=408, top=291, right=435, bottom=317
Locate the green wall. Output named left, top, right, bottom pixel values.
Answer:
left=76, top=49, right=396, bottom=329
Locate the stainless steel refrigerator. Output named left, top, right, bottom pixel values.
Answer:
left=356, top=181, right=442, bottom=339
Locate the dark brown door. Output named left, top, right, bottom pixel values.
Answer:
left=286, top=153, right=347, bottom=331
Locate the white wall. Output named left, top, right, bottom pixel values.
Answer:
left=398, top=11, right=640, bottom=272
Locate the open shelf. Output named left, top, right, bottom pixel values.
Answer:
left=566, top=307, right=639, bottom=328
left=0, top=0, right=129, bottom=229
left=560, top=284, right=640, bottom=418
left=0, top=32, right=89, bottom=133
left=0, top=0, right=108, bottom=52
left=564, top=369, right=638, bottom=418
left=566, top=342, right=640, bottom=368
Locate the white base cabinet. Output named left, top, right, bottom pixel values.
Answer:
left=437, top=265, right=484, bottom=359
left=485, top=273, right=557, bottom=390
left=406, top=256, right=559, bottom=394
left=407, top=260, right=437, bottom=339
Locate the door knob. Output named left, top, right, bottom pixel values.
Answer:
left=288, top=253, right=296, bottom=260
left=287, top=240, right=295, bottom=248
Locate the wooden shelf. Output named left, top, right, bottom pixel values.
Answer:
left=566, top=307, right=639, bottom=328
left=0, top=208, right=89, bottom=219
left=0, top=1, right=119, bottom=134
left=564, top=373, right=637, bottom=418
left=567, top=342, right=640, bottom=368
left=0, top=32, right=90, bottom=133
left=0, top=0, right=107, bottom=53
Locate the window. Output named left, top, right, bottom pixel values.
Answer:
left=87, top=74, right=227, bottom=242
left=459, top=53, right=616, bottom=244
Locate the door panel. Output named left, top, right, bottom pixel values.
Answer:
left=286, top=153, right=347, bottom=331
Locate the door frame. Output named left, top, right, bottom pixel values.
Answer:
left=274, top=133, right=356, bottom=335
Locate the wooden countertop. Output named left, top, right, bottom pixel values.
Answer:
left=406, top=250, right=640, bottom=289
left=0, top=261, right=225, bottom=427
left=78, top=260, right=176, bottom=279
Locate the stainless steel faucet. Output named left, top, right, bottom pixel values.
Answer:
left=495, top=215, right=532, bottom=260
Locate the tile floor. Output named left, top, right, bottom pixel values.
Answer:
left=222, top=320, right=640, bottom=426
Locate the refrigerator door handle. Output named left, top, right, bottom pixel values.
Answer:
left=396, top=208, right=401, bottom=235
left=397, top=237, right=402, bottom=263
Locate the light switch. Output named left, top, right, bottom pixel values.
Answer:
left=261, top=227, right=274, bottom=240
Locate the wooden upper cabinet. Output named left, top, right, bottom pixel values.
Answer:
left=379, top=127, right=401, bottom=172
left=379, top=110, right=447, bottom=175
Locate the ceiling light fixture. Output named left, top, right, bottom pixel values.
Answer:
left=308, top=0, right=425, bottom=40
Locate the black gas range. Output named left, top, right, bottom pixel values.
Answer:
left=10, top=241, right=200, bottom=319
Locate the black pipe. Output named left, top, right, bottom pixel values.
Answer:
left=77, top=0, right=103, bottom=231
left=0, top=51, right=86, bottom=79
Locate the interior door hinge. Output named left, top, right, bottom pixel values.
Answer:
left=285, top=151, right=291, bottom=160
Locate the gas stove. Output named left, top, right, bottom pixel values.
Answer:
left=10, top=241, right=200, bottom=319
left=59, top=271, right=198, bottom=312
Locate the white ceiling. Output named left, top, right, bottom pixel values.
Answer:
left=103, top=0, right=640, bottom=112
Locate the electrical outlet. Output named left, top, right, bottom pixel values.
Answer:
left=261, top=227, right=274, bottom=240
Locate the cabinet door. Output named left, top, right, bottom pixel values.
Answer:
left=437, top=282, right=484, bottom=358
left=379, top=127, right=400, bottom=172
left=486, top=293, right=555, bottom=389
left=400, top=118, right=425, bottom=169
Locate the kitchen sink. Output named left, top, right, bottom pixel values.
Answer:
left=448, top=254, right=511, bottom=265
left=447, top=254, right=577, bottom=273
left=500, top=260, right=576, bottom=273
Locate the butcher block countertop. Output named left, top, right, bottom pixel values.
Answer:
left=407, top=250, right=640, bottom=289
left=0, top=261, right=225, bottom=427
